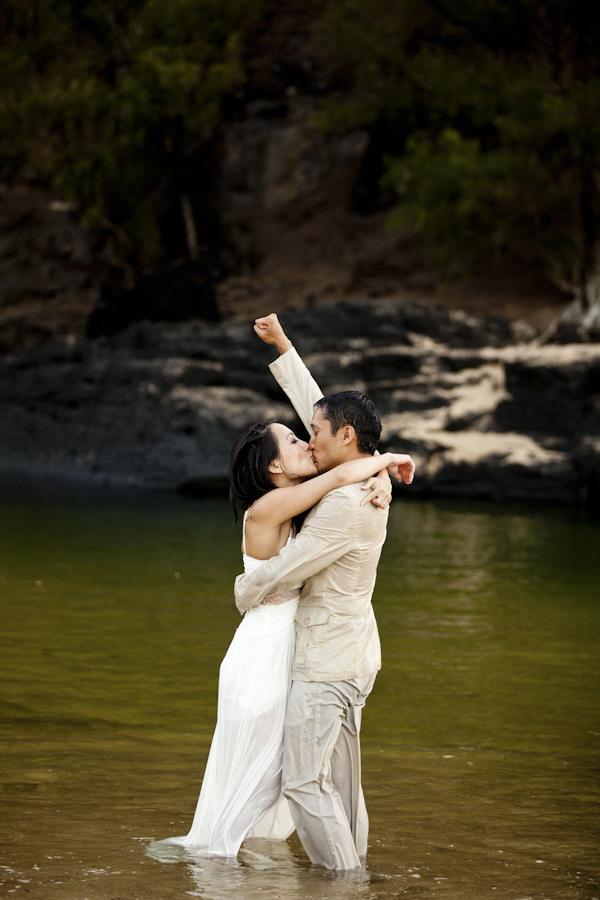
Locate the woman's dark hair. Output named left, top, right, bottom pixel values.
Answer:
left=228, top=420, right=280, bottom=523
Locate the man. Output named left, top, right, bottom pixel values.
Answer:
left=234, top=313, right=415, bottom=870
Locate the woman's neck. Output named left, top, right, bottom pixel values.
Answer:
left=270, top=472, right=303, bottom=489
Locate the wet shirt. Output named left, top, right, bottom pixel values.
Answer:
left=234, top=347, right=387, bottom=682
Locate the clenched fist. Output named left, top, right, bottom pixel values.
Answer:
left=253, top=314, right=293, bottom=354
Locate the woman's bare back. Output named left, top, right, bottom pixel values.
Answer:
left=242, top=511, right=294, bottom=561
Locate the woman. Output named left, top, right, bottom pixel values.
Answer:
left=157, top=421, right=413, bottom=858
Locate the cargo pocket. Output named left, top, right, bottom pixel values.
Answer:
left=294, top=607, right=331, bottom=670
left=295, top=607, right=331, bottom=628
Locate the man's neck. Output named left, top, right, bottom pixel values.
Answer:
left=326, top=450, right=373, bottom=470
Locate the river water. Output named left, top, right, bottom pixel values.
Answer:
left=0, top=492, right=598, bottom=900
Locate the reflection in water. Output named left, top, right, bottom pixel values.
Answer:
left=399, top=504, right=540, bottom=601
left=1, top=494, right=599, bottom=900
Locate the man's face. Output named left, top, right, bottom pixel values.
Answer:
left=308, top=407, right=347, bottom=472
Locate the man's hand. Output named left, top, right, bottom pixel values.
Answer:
left=254, top=313, right=293, bottom=355
left=388, top=454, right=416, bottom=485
left=361, top=453, right=416, bottom=508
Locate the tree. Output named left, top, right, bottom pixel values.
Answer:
left=0, top=0, right=261, bottom=265
left=314, top=0, right=600, bottom=324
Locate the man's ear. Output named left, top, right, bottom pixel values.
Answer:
left=341, top=425, right=356, bottom=445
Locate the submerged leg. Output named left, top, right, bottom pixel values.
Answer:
left=282, top=674, right=376, bottom=870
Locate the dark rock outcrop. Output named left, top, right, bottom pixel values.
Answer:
left=0, top=318, right=293, bottom=491
left=0, top=182, right=222, bottom=354
left=0, top=299, right=598, bottom=509
left=0, top=183, right=132, bottom=354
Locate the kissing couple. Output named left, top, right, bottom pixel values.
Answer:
left=155, top=313, right=415, bottom=870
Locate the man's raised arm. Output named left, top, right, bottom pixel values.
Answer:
left=253, top=312, right=395, bottom=510
left=254, top=313, right=322, bottom=435
left=234, top=489, right=354, bottom=613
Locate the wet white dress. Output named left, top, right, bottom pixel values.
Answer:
left=161, top=519, right=299, bottom=857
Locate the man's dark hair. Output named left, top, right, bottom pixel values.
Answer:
left=314, top=391, right=381, bottom=455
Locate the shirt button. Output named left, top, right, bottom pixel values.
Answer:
left=304, top=617, right=310, bottom=625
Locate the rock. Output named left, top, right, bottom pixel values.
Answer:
left=363, top=346, right=423, bottom=381
left=378, top=341, right=600, bottom=505
left=574, top=436, right=600, bottom=516
left=0, top=181, right=224, bottom=353
left=0, top=315, right=297, bottom=490
left=1, top=298, right=598, bottom=505
left=493, top=345, right=600, bottom=438
left=86, top=260, right=220, bottom=339
left=302, top=351, right=366, bottom=389
left=423, top=431, right=575, bottom=504
left=0, top=364, right=295, bottom=490
left=542, top=297, right=600, bottom=345
left=440, top=364, right=507, bottom=431
left=0, top=182, right=134, bottom=354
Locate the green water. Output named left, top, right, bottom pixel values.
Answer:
left=0, top=493, right=598, bottom=900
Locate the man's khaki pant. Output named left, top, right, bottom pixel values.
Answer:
left=281, top=673, right=377, bottom=870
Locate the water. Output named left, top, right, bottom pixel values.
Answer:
left=0, top=492, right=598, bottom=900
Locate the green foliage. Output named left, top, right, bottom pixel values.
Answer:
left=315, top=0, right=600, bottom=295
left=0, top=0, right=261, bottom=262
left=2, top=0, right=599, bottom=298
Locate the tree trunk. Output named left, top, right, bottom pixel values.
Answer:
left=180, top=192, right=199, bottom=261
left=578, top=141, right=600, bottom=319
left=554, top=143, right=600, bottom=339
left=550, top=246, right=600, bottom=341
left=580, top=244, right=600, bottom=329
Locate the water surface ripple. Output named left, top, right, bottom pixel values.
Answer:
left=1, top=494, right=598, bottom=899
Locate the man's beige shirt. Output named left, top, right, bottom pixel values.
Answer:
left=234, top=346, right=387, bottom=682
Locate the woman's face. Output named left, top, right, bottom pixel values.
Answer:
left=269, top=423, right=317, bottom=480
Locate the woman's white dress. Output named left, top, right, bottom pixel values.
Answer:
left=161, top=523, right=299, bottom=857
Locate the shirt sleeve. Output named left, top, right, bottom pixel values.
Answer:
left=234, top=489, right=355, bottom=613
left=268, top=346, right=324, bottom=436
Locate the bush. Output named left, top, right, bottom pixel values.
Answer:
left=0, top=0, right=261, bottom=262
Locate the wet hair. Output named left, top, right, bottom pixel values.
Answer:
left=228, top=420, right=279, bottom=523
left=314, top=391, right=381, bottom=455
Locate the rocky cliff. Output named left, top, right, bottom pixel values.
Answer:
left=1, top=300, right=598, bottom=511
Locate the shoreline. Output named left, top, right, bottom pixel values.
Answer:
left=1, top=299, right=598, bottom=510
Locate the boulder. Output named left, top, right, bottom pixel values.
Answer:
left=0, top=343, right=295, bottom=490
left=407, top=428, right=575, bottom=504
left=493, top=346, right=600, bottom=438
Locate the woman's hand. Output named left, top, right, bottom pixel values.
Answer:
left=253, top=313, right=292, bottom=354
left=361, top=470, right=392, bottom=508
